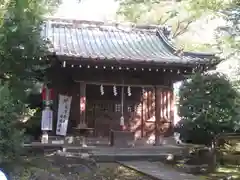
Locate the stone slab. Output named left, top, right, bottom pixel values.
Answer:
left=110, top=131, right=135, bottom=147
left=118, top=161, right=201, bottom=180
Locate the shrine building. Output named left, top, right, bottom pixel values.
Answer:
left=42, top=18, right=216, bottom=142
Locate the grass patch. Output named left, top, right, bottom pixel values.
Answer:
left=164, top=161, right=240, bottom=180
left=201, top=165, right=240, bottom=180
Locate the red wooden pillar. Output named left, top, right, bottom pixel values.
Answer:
left=170, top=88, right=174, bottom=134
left=78, top=82, right=86, bottom=128
left=141, top=97, right=144, bottom=138
left=154, top=86, right=161, bottom=145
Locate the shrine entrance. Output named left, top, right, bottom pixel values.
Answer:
left=85, top=83, right=159, bottom=138
left=86, top=84, right=122, bottom=137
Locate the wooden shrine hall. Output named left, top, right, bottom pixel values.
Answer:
left=42, top=18, right=216, bottom=145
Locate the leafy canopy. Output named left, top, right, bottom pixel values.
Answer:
left=0, top=82, right=25, bottom=164
left=116, top=0, right=199, bottom=38
left=176, top=72, right=240, bottom=144
left=115, top=0, right=240, bottom=52
left=0, top=0, right=60, bottom=167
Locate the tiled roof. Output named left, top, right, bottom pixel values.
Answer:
left=42, top=18, right=214, bottom=65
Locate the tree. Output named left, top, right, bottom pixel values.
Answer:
left=116, top=0, right=199, bottom=38
left=0, top=0, right=60, bottom=168
left=116, top=0, right=240, bottom=53
left=176, top=72, right=240, bottom=145
left=115, top=0, right=221, bottom=52
left=0, top=82, right=25, bottom=164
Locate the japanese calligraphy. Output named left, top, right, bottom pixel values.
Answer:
left=56, top=94, right=72, bottom=136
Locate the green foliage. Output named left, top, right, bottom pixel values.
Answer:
left=23, top=108, right=42, bottom=140
left=213, top=7, right=240, bottom=92
left=116, top=0, right=237, bottom=12
left=187, top=0, right=229, bottom=13
left=186, top=0, right=240, bottom=63
left=116, top=0, right=199, bottom=38
left=0, top=0, right=60, bottom=167
left=115, top=0, right=239, bottom=53
left=0, top=83, right=25, bottom=164
left=176, top=73, right=240, bottom=145
left=0, top=0, right=60, bottom=95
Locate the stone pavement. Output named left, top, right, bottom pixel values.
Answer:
left=118, top=161, right=201, bottom=180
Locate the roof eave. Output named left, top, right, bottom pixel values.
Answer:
left=156, top=30, right=217, bottom=60
left=48, top=53, right=211, bottom=68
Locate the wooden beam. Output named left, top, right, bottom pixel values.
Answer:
left=74, top=80, right=170, bottom=89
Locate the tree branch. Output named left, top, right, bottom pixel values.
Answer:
left=172, top=19, right=193, bottom=38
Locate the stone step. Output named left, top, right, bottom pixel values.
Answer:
left=92, top=153, right=182, bottom=162
left=24, top=141, right=188, bottom=160
left=51, top=153, right=97, bottom=165
left=63, top=146, right=187, bottom=163
left=47, top=136, right=180, bottom=146
left=65, top=145, right=185, bottom=154
left=53, top=151, right=182, bottom=163
left=52, top=145, right=186, bottom=163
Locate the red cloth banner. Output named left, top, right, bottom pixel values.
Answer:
left=42, top=86, right=53, bottom=102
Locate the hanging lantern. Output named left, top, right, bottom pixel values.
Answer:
left=113, top=85, right=117, bottom=96
left=142, top=87, right=145, bottom=95
left=100, top=85, right=104, bottom=95
left=127, top=86, right=131, bottom=96
left=80, top=97, right=86, bottom=112
left=120, top=116, right=125, bottom=130
left=42, top=85, right=53, bottom=105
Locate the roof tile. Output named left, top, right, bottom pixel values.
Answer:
left=42, top=19, right=212, bottom=65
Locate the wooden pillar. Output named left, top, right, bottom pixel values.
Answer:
left=141, top=98, right=144, bottom=138
left=78, top=82, right=87, bottom=128
left=170, top=88, right=174, bottom=134
left=154, top=86, right=161, bottom=145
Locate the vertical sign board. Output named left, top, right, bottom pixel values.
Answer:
left=173, top=81, right=183, bottom=126
left=41, top=107, right=53, bottom=131
left=56, top=94, right=72, bottom=136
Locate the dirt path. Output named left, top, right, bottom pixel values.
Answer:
left=10, top=155, right=155, bottom=180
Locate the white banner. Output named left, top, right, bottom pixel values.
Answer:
left=56, top=94, right=72, bottom=136
left=173, top=81, right=183, bottom=126
left=41, top=108, right=53, bottom=131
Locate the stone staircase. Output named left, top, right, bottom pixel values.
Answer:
left=25, top=136, right=191, bottom=162
left=64, top=145, right=186, bottom=162
left=44, top=135, right=181, bottom=147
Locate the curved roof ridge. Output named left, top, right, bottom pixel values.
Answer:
left=156, top=30, right=178, bottom=53
left=156, top=30, right=216, bottom=59
left=46, top=17, right=164, bottom=33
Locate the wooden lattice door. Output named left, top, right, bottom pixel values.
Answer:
left=86, top=85, right=123, bottom=137
left=87, top=100, right=122, bottom=137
